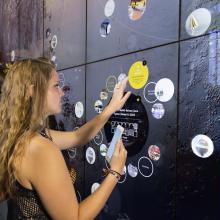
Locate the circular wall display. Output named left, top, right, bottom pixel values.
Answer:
left=94, top=100, right=103, bottom=114
left=128, top=0, right=147, bottom=21
left=138, top=156, right=154, bottom=178
left=104, top=93, right=148, bottom=156
left=151, top=103, right=165, bottom=119
left=104, top=0, right=115, bottom=17
left=148, top=145, right=160, bottom=161
left=75, top=101, right=84, bottom=118
left=86, top=147, right=96, bottom=164
left=51, top=35, right=58, bottom=49
left=127, top=163, right=138, bottom=177
left=93, top=130, right=103, bottom=145
left=185, top=8, right=211, bottom=37
left=67, top=147, right=77, bottom=159
left=191, top=134, right=214, bottom=158
left=118, top=73, right=127, bottom=83
left=91, top=182, right=100, bottom=194
left=100, top=19, right=112, bottom=37
left=128, top=61, right=149, bottom=89
left=106, top=75, right=117, bottom=92
left=100, top=144, right=108, bottom=157
left=100, top=89, right=108, bottom=100
left=143, top=82, right=157, bottom=103
left=155, top=78, right=174, bottom=102
left=118, top=166, right=127, bottom=184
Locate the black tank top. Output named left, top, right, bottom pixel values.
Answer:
left=7, top=130, right=76, bottom=219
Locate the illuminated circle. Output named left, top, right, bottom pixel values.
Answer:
left=104, top=0, right=115, bottom=17
left=138, top=157, right=154, bottom=178
left=86, top=147, right=96, bottom=164
left=94, top=100, right=103, bottom=114
left=67, top=147, right=77, bottom=159
left=93, top=130, right=103, bottom=145
left=100, top=89, right=108, bottom=100
left=100, top=144, right=108, bottom=157
left=118, top=166, right=127, bottom=184
left=128, top=61, right=149, bottom=89
left=127, top=164, right=138, bottom=177
left=128, top=0, right=147, bottom=21
left=100, top=19, right=112, bottom=38
left=106, top=75, right=117, bottom=92
left=185, top=8, right=211, bottom=37
left=51, top=35, right=58, bottom=49
left=151, top=103, right=165, bottom=119
left=91, top=182, right=100, bottom=194
left=148, top=145, right=160, bottom=161
left=143, top=82, right=157, bottom=103
left=104, top=93, right=148, bottom=157
left=75, top=101, right=84, bottom=118
left=191, top=134, right=214, bottom=158
left=155, top=78, right=174, bottom=102
left=118, top=73, right=127, bottom=83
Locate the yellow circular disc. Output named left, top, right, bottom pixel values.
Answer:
left=128, top=61, right=149, bottom=89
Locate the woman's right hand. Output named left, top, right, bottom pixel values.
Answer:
left=109, top=139, right=127, bottom=175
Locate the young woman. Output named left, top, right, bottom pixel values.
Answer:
left=0, top=58, right=131, bottom=220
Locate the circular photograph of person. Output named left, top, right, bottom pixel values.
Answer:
left=148, top=145, right=160, bottom=161
left=104, top=93, right=149, bottom=156
left=100, top=144, right=108, bottom=157
left=191, top=134, right=214, bottom=158
left=100, top=19, right=112, bottom=38
left=104, top=0, right=115, bottom=17
left=75, top=101, right=84, bottom=118
left=155, top=78, right=174, bottom=102
left=94, top=100, right=103, bottom=114
left=151, top=103, right=165, bottom=119
left=86, top=147, right=96, bottom=164
left=185, top=8, right=211, bottom=37
left=128, top=0, right=147, bottom=21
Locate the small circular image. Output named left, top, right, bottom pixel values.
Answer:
left=148, top=145, right=160, bottom=161
left=118, top=166, right=127, bottom=184
left=191, top=134, right=214, bottom=158
left=86, top=147, right=96, bottom=164
left=100, top=144, right=108, bottom=157
left=128, top=61, right=149, bottom=89
left=143, top=82, right=157, bottom=103
left=10, top=50, right=15, bottom=62
left=127, top=163, right=138, bottom=177
left=100, top=89, right=108, bottom=100
left=155, top=78, right=174, bottom=102
left=104, top=0, right=115, bottom=17
left=67, top=147, right=77, bottom=159
left=51, top=35, right=58, bottom=49
left=94, top=130, right=103, bottom=145
left=106, top=75, right=117, bottom=92
left=100, top=19, right=112, bottom=38
left=185, top=8, right=211, bottom=37
left=151, top=103, right=165, bottom=119
left=128, top=0, right=147, bottom=21
left=138, top=157, right=154, bottom=178
left=94, top=100, right=103, bottom=114
left=75, top=101, right=84, bottom=118
left=91, top=182, right=100, bottom=194
left=118, top=73, right=127, bottom=83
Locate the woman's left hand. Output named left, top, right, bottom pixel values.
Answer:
left=107, top=77, right=131, bottom=114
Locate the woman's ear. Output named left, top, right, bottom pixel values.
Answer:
left=28, top=85, right=34, bottom=97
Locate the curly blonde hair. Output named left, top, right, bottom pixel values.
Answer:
left=0, top=58, right=55, bottom=200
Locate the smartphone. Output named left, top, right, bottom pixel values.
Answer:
left=106, top=125, right=124, bottom=163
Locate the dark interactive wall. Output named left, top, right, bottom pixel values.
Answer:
left=0, top=0, right=220, bottom=220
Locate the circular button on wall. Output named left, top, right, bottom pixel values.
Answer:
left=185, top=8, right=211, bottom=37
left=191, top=134, right=214, bottom=158
left=128, top=61, right=149, bottom=89
left=151, top=103, right=165, bottom=119
left=128, top=0, right=147, bottom=21
left=104, top=0, right=115, bottom=17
